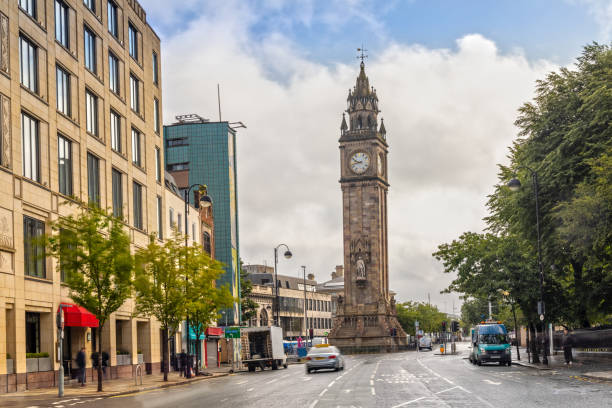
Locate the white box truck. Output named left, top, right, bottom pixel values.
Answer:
left=241, top=326, right=287, bottom=372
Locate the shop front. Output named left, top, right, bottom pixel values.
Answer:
left=205, top=327, right=224, bottom=368
left=58, top=303, right=99, bottom=380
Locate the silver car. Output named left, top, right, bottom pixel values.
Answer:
left=305, top=345, right=345, bottom=373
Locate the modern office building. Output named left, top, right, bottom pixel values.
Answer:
left=163, top=116, right=241, bottom=325
left=0, top=0, right=166, bottom=392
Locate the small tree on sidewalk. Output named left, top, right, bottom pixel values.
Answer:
left=133, top=232, right=186, bottom=381
left=46, top=204, right=133, bottom=392
left=184, top=245, right=234, bottom=373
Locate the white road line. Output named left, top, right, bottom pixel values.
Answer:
left=328, top=380, right=336, bottom=387
left=417, top=358, right=454, bottom=385
left=370, top=380, right=374, bottom=386
left=319, top=388, right=328, bottom=397
left=435, top=386, right=459, bottom=395
left=483, top=379, right=501, bottom=385
left=247, top=387, right=254, bottom=392
left=308, top=399, right=319, bottom=408
left=390, top=396, right=426, bottom=408
left=266, top=378, right=278, bottom=384
left=371, top=387, right=376, bottom=396
left=220, top=398, right=228, bottom=402
left=236, top=380, right=248, bottom=385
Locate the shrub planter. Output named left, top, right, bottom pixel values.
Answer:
left=137, top=354, right=144, bottom=364
left=6, top=358, right=14, bottom=374
left=116, top=354, right=131, bottom=366
left=26, top=358, right=39, bottom=373
left=37, top=357, right=52, bottom=372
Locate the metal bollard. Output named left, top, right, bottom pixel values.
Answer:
left=135, top=364, right=143, bottom=386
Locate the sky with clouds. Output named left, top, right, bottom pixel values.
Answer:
left=140, top=0, right=611, bottom=314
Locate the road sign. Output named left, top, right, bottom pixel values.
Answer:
left=224, top=326, right=241, bottom=339
left=414, top=321, right=419, bottom=327
left=539, top=314, right=544, bottom=321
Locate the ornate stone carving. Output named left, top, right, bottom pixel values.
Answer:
left=1, top=94, right=10, bottom=168
left=0, top=13, right=7, bottom=75
left=349, top=237, right=370, bottom=265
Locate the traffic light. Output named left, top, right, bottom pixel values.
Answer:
left=441, top=321, right=447, bottom=331
left=451, top=321, right=459, bottom=332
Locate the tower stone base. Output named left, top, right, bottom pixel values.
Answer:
left=329, top=298, right=407, bottom=354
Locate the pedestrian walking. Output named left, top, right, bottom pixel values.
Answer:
left=562, top=329, right=573, bottom=366
left=76, top=347, right=87, bottom=386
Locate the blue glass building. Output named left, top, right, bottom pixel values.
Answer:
left=163, top=119, right=240, bottom=324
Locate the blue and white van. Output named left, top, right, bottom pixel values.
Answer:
left=469, top=322, right=512, bottom=366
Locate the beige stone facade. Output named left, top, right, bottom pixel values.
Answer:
left=0, top=0, right=177, bottom=392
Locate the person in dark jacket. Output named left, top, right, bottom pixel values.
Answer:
left=562, top=329, right=573, bottom=366
left=76, top=347, right=86, bottom=386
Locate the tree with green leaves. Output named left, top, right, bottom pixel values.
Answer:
left=239, top=262, right=258, bottom=324
left=396, top=301, right=448, bottom=336
left=133, top=232, right=186, bottom=381
left=46, top=204, right=133, bottom=392
left=184, top=245, right=234, bottom=373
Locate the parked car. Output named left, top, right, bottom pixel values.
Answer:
left=305, top=345, right=345, bottom=373
left=419, top=336, right=432, bottom=351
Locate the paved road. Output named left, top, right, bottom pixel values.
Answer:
left=9, top=344, right=612, bottom=408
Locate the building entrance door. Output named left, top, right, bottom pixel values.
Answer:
left=62, top=327, right=72, bottom=378
left=206, top=340, right=218, bottom=368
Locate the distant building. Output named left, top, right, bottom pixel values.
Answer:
left=163, top=116, right=240, bottom=324
left=317, top=266, right=345, bottom=317
left=243, top=265, right=333, bottom=339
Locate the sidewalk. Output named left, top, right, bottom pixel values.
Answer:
left=511, top=347, right=612, bottom=381
left=5, top=369, right=230, bottom=400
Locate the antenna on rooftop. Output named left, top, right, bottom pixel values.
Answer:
left=357, top=45, right=368, bottom=63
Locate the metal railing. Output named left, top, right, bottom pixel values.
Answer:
left=134, top=363, right=144, bottom=385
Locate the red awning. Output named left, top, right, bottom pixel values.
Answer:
left=205, top=327, right=223, bottom=337
left=58, top=303, right=99, bottom=328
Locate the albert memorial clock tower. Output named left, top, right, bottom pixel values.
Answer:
left=329, top=60, right=407, bottom=351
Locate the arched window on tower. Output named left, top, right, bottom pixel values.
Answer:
left=357, top=116, right=363, bottom=129
left=367, top=115, right=373, bottom=129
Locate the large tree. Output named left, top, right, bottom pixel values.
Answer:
left=46, top=204, right=133, bottom=392
left=133, top=233, right=186, bottom=381
left=396, top=301, right=448, bottom=336
left=239, top=262, right=258, bottom=324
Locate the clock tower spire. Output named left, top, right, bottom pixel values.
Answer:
left=329, top=58, right=407, bottom=352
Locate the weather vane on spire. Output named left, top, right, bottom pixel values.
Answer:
left=357, top=45, right=368, bottom=63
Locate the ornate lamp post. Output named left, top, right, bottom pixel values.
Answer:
left=508, top=166, right=547, bottom=365
left=273, top=244, right=292, bottom=326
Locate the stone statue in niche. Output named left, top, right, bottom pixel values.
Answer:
left=356, top=257, right=366, bottom=280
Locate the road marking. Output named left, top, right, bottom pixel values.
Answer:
left=435, top=386, right=459, bottom=394
left=328, top=380, right=336, bottom=387
left=371, top=387, right=375, bottom=396
left=416, top=358, right=454, bottom=385
left=483, top=379, right=501, bottom=385
left=236, top=380, right=248, bottom=385
left=221, top=398, right=228, bottom=402
left=308, top=399, right=319, bottom=408
left=390, top=396, right=426, bottom=407
left=319, top=388, right=328, bottom=397
left=266, top=378, right=278, bottom=384
left=247, top=387, right=254, bottom=392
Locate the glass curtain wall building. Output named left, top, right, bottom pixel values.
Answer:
left=163, top=120, right=241, bottom=324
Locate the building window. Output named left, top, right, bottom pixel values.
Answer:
left=84, top=26, right=96, bottom=73
left=110, top=110, right=121, bottom=152
left=131, top=128, right=141, bottom=166
left=128, top=23, right=138, bottom=60
left=21, top=112, right=40, bottom=182
left=155, top=147, right=161, bottom=182
left=112, top=168, right=122, bottom=218
left=192, top=223, right=195, bottom=241
left=19, top=0, right=37, bottom=18
left=157, top=196, right=162, bottom=240
left=108, top=52, right=119, bottom=94
left=58, top=135, right=72, bottom=196
left=177, top=213, right=182, bottom=233
left=130, top=74, right=139, bottom=113
left=55, top=1, right=69, bottom=48
left=154, top=98, right=160, bottom=133
left=85, top=90, right=98, bottom=136
left=24, top=216, right=45, bottom=278
left=169, top=208, right=174, bottom=227
left=152, top=51, right=158, bottom=84
left=19, top=36, right=38, bottom=93
left=56, top=65, right=70, bottom=115
left=87, top=153, right=100, bottom=206
left=202, top=232, right=211, bottom=255
left=167, top=138, right=188, bottom=147
left=167, top=162, right=189, bottom=172
left=107, top=1, right=118, bottom=37
left=25, top=312, right=41, bottom=353
left=83, top=0, right=95, bottom=13
left=133, top=182, right=143, bottom=230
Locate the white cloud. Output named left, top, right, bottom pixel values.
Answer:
left=143, top=1, right=557, bottom=312
left=569, top=0, right=612, bottom=41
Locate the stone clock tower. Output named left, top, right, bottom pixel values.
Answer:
left=329, top=61, right=407, bottom=352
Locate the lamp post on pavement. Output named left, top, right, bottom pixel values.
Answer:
left=498, top=289, right=520, bottom=361
left=508, top=166, right=548, bottom=365
left=273, top=244, right=293, bottom=327
left=183, top=184, right=212, bottom=364
left=302, top=266, right=308, bottom=343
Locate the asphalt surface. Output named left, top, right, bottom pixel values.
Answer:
left=8, top=343, right=611, bottom=408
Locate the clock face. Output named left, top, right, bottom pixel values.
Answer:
left=350, top=152, right=370, bottom=174
left=377, top=153, right=384, bottom=176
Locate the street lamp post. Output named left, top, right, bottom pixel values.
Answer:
left=508, top=166, right=548, bottom=365
left=273, top=244, right=293, bottom=327
left=302, top=266, right=308, bottom=343
left=498, top=289, right=520, bottom=361
left=183, top=184, right=213, bottom=366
